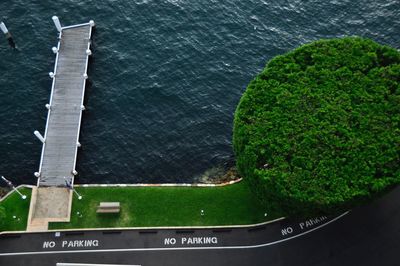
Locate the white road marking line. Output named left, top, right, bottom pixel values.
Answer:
left=57, top=263, right=141, bottom=266
left=0, top=211, right=349, bottom=257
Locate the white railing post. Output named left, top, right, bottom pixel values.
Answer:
left=34, top=131, right=45, bottom=143
left=52, top=16, right=62, bottom=32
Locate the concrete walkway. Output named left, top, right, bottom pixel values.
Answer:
left=27, top=187, right=72, bottom=231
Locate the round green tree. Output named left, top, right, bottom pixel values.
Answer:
left=233, top=37, right=400, bottom=216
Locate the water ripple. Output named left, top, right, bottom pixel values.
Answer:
left=0, top=0, right=398, bottom=184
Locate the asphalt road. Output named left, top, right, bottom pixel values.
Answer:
left=0, top=185, right=399, bottom=266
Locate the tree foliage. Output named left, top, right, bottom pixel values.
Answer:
left=233, top=37, right=400, bottom=216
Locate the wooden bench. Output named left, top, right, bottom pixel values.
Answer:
left=96, top=202, right=120, bottom=213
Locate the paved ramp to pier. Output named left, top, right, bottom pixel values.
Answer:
left=27, top=19, right=95, bottom=231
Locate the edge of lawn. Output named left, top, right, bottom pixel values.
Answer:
left=49, top=179, right=284, bottom=230
left=0, top=187, right=32, bottom=232
left=0, top=180, right=286, bottom=232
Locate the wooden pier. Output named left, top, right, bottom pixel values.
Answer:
left=35, top=19, right=94, bottom=187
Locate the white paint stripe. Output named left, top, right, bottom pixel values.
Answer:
left=57, top=263, right=141, bottom=266
left=0, top=212, right=348, bottom=257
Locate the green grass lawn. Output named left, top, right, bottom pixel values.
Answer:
left=0, top=187, right=31, bottom=232
left=49, top=180, right=282, bottom=230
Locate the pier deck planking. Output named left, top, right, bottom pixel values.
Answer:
left=38, top=24, right=93, bottom=187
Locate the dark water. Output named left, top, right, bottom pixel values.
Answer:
left=0, top=0, right=399, bottom=185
